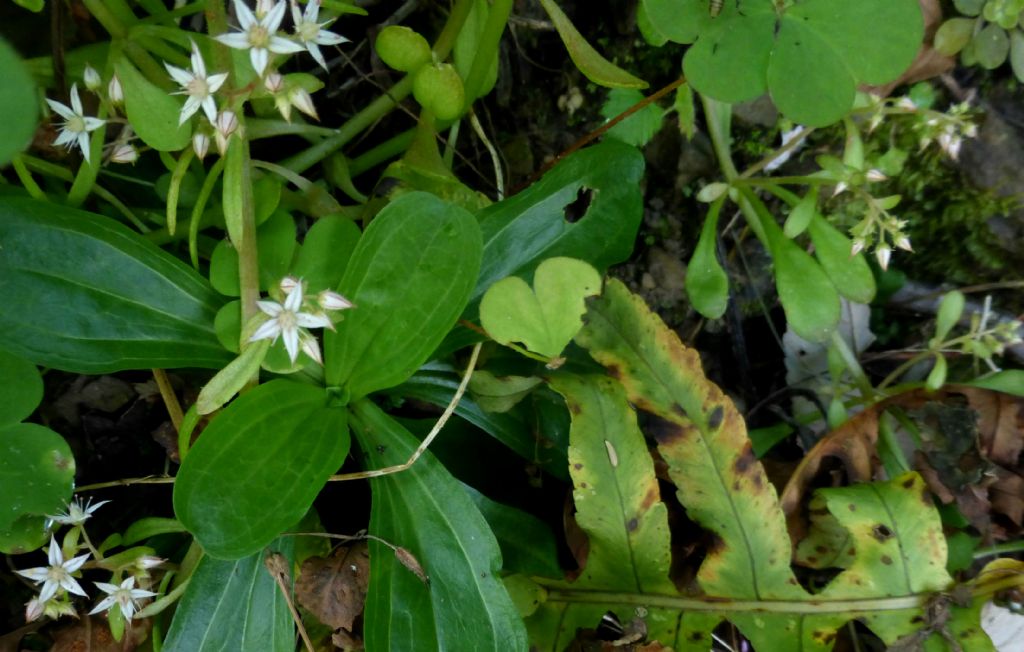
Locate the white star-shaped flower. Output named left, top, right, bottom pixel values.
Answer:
left=165, top=41, right=228, bottom=125
left=14, top=537, right=90, bottom=603
left=89, top=577, right=157, bottom=621
left=216, top=0, right=304, bottom=76
left=46, top=497, right=109, bottom=528
left=45, top=83, right=105, bottom=164
left=291, top=0, right=349, bottom=70
left=249, top=279, right=334, bottom=363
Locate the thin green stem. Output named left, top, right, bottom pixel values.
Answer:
left=349, top=129, right=415, bottom=176
left=188, top=156, right=226, bottom=268
left=281, top=0, right=474, bottom=174
left=246, top=118, right=339, bottom=140
left=974, top=540, right=1024, bottom=559
left=11, top=155, right=45, bottom=200
left=462, top=0, right=512, bottom=105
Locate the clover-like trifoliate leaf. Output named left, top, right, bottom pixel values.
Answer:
left=480, top=257, right=601, bottom=360
left=651, top=0, right=923, bottom=127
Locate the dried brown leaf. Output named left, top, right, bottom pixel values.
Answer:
left=295, top=543, right=370, bottom=632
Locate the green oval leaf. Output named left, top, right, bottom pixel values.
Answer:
left=684, top=11, right=775, bottom=104
left=538, top=0, right=647, bottom=89
left=935, top=17, right=976, bottom=55
left=975, top=23, right=1011, bottom=69
left=325, top=192, right=482, bottom=398
left=291, top=215, right=361, bottom=292
left=0, top=423, right=74, bottom=531
left=639, top=0, right=705, bottom=44
left=0, top=350, right=43, bottom=426
left=115, top=58, right=191, bottom=152
left=480, top=257, right=601, bottom=359
left=0, top=38, right=38, bottom=166
left=771, top=230, right=840, bottom=342
left=163, top=539, right=295, bottom=651
left=686, top=201, right=729, bottom=319
left=0, top=196, right=229, bottom=373
left=784, top=188, right=818, bottom=238
left=174, top=380, right=349, bottom=559
left=348, top=399, right=529, bottom=651
left=935, top=290, right=965, bottom=342
left=807, top=214, right=876, bottom=304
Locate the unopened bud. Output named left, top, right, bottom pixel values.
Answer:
left=894, top=236, right=913, bottom=252
left=865, top=169, right=887, bottom=182
left=264, top=72, right=285, bottom=94
left=318, top=290, right=354, bottom=311
left=289, top=87, right=319, bottom=121
left=25, top=598, right=44, bottom=623
left=832, top=181, right=848, bottom=197
left=108, top=74, right=124, bottom=105
left=214, top=110, right=239, bottom=155
left=850, top=239, right=866, bottom=257
left=274, top=94, right=292, bottom=122
left=193, top=132, right=210, bottom=161
left=279, top=276, right=300, bottom=294
left=84, top=64, right=102, bottom=92
left=896, top=97, right=916, bottom=111
left=109, top=143, right=138, bottom=164
left=875, top=245, right=892, bottom=270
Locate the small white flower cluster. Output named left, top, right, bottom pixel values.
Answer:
left=44, top=1, right=347, bottom=165
left=249, top=276, right=354, bottom=364
left=13, top=498, right=162, bottom=624
left=894, top=98, right=979, bottom=161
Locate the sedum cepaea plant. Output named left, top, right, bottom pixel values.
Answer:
left=0, top=0, right=1021, bottom=650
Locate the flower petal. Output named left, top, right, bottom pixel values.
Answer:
left=215, top=32, right=252, bottom=50
left=257, top=300, right=284, bottom=316
left=263, top=0, right=287, bottom=32
left=233, top=0, right=257, bottom=28
left=53, top=130, right=77, bottom=148
left=180, top=96, right=202, bottom=125
left=47, top=537, right=62, bottom=566
left=45, top=99, right=75, bottom=121
left=250, top=47, right=270, bottom=76
left=88, top=595, right=117, bottom=615
left=282, top=327, right=300, bottom=363
left=249, top=318, right=282, bottom=342
left=38, top=580, right=60, bottom=603
left=295, top=311, right=332, bottom=330
left=94, top=581, right=120, bottom=594
left=77, top=132, right=92, bottom=163
left=207, top=72, right=229, bottom=93
left=190, top=41, right=207, bottom=78
left=14, top=567, right=49, bottom=583
left=64, top=553, right=90, bottom=574
left=82, top=117, right=106, bottom=131
left=268, top=36, right=305, bottom=54
left=283, top=282, right=304, bottom=312
left=306, top=43, right=328, bottom=70
left=69, top=83, right=83, bottom=116
left=165, top=63, right=194, bottom=88
left=201, top=96, right=219, bottom=124
left=59, top=575, right=88, bottom=598
left=314, top=31, right=349, bottom=46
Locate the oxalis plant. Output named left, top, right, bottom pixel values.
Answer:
left=0, top=0, right=1022, bottom=650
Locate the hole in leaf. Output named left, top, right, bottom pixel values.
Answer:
left=564, top=186, right=594, bottom=223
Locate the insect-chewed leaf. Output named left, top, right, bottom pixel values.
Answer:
left=480, top=257, right=601, bottom=360
left=551, top=375, right=673, bottom=591
left=797, top=472, right=954, bottom=647
left=347, top=398, right=528, bottom=652
left=526, top=374, right=679, bottom=649
left=575, top=279, right=808, bottom=647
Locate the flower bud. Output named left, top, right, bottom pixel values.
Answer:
left=25, top=598, right=44, bottom=623
left=850, top=239, right=866, bottom=257
left=83, top=64, right=102, bottom=92
left=264, top=72, right=285, bottom=94
left=832, top=181, right=848, bottom=197
left=108, top=74, right=124, bottom=105
left=193, top=132, right=211, bottom=161
left=865, top=169, right=887, bottom=182
left=875, top=245, right=892, bottom=270
left=894, top=236, right=913, bottom=252
left=318, top=290, right=354, bottom=311
left=109, top=143, right=138, bottom=164
left=214, top=110, right=239, bottom=155
left=279, top=276, right=300, bottom=294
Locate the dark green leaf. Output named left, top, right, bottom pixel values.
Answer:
left=0, top=423, right=74, bottom=531
left=163, top=539, right=294, bottom=651
left=807, top=215, right=876, bottom=304
left=463, top=485, right=562, bottom=578
left=390, top=369, right=569, bottom=479
left=348, top=398, right=529, bottom=651
left=174, top=380, right=349, bottom=559
left=0, top=349, right=42, bottom=425
left=0, top=38, right=38, bottom=166
left=0, top=196, right=229, bottom=373
left=324, top=192, right=482, bottom=399
left=473, top=141, right=644, bottom=310
left=292, top=215, right=361, bottom=292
